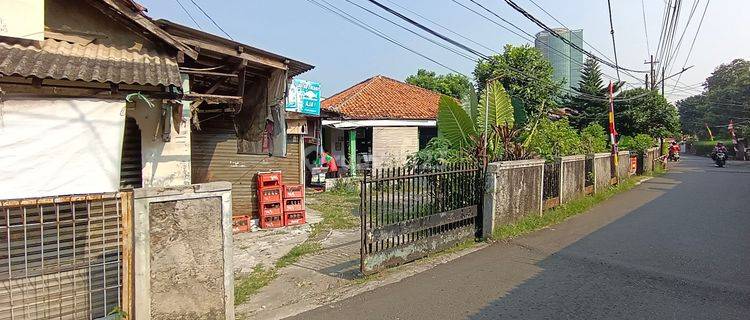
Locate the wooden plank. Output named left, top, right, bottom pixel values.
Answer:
left=362, top=226, right=474, bottom=275
left=184, top=93, right=242, bottom=104
left=366, top=206, right=477, bottom=243
left=120, top=190, right=134, bottom=317
left=175, top=37, right=287, bottom=70
left=179, top=69, right=239, bottom=78
left=92, top=0, right=199, bottom=59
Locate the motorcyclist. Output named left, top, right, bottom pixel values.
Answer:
left=711, top=142, right=728, bottom=161
left=668, top=141, right=680, bottom=161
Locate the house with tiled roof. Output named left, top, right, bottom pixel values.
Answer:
left=320, top=75, right=442, bottom=174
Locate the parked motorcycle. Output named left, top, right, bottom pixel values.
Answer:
left=715, top=152, right=727, bottom=167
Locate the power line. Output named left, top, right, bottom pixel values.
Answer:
left=606, top=0, right=621, bottom=81
left=524, top=0, right=617, bottom=65
left=641, top=0, right=651, bottom=56
left=453, top=0, right=640, bottom=85
left=187, top=0, right=233, bottom=40
left=341, top=0, right=477, bottom=61
left=671, top=0, right=711, bottom=93
left=665, top=0, right=700, bottom=76
left=502, top=0, right=649, bottom=73
left=303, top=0, right=464, bottom=74
left=384, top=0, right=498, bottom=54
left=174, top=0, right=203, bottom=30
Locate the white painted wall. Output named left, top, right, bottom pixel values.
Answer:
left=127, top=99, right=191, bottom=188
left=372, top=127, right=418, bottom=169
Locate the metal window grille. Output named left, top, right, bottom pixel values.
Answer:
left=0, top=193, right=126, bottom=320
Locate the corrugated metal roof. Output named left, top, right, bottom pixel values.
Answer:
left=0, top=38, right=181, bottom=87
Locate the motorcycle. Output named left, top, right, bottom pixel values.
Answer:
left=715, top=152, right=727, bottom=167
left=668, top=151, right=680, bottom=162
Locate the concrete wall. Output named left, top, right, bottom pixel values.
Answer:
left=372, top=127, right=418, bottom=169
left=617, top=151, right=631, bottom=181
left=134, top=182, right=233, bottom=320
left=559, top=155, right=586, bottom=203
left=127, top=99, right=192, bottom=188
left=592, top=153, right=612, bottom=193
left=482, top=159, right=545, bottom=238
left=324, top=127, right=348, bottom=168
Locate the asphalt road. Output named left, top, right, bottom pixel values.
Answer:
left=289, top=156, right=750, bottom=320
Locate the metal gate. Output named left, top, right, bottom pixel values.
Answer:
left=360, top=164, right=482, bottom=274
left=0, top=192, right=132, bottom=319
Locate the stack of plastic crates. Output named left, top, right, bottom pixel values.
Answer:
left=257, top=171, right=284, bottom=228
left=283, top=184, right=306, bottom=226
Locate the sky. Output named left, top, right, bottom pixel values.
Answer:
left=140, top=0, right=750, bottom=102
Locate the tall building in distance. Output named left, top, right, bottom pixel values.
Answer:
left=535, top=28, right=584, bottom=90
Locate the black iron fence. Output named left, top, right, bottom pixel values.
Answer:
left=360, top=164, right=482, bottom=274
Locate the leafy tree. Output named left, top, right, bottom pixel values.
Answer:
left=474, top=44, right=562, bottom=117
left=677, top=59, right=750, bottom=138
left=405, top=69, right=473, bottom=99
left=614, top=88, right=680, bottom=138
left=580, top=123, right=609, bottom=153
left=566, top=58, right=623, bottom=129
left=526, top=118, right=582, bottom=160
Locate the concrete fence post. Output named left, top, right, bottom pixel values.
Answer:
left=482, top=159, right=545, bottom=237
left=559, top=155, right=586, bottom=204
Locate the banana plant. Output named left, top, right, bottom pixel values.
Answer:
left=437, top=80, right=534, bottom=163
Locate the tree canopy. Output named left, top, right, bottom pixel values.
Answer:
left=473, top=44, right=562, bottom=117
left=615, top=88, right=680, bottom=138
left=566, top=58, right=623, bottom=130
left=405, top=69, right=473, bottom=99
left=677, top=59, right=750, bottom=139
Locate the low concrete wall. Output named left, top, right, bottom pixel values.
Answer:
left=617, top=151, right=631, bottom=181
left=592, top=153, right=612, bottom=193
left=133, top=182, right=234, bottom=320
left=559, top=155, right=586, bottom=203
left=482, top=159, right=545, bottom=238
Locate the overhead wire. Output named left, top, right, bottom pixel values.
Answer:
left=670, top=0, right=711, bottom=94
left=640, top=0, right=651, bottom=56
left=502, top=0, right=649, bottom=73
left=452, top=0, right=641, bottom=86
left=303, top=0, right=465, bottom=74
left=187, top=0, right=234, bottom=40
left=174, top=0, right=203, bottom=30
left=606, top=0, right=621, bottom=81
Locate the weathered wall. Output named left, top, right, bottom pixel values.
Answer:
left=133, top=182, right=234, bottom=320
left=149, top=197, right=225, bottom=320
left=592, top=153, right=612, bottom=193
left=128, top=98, right=192, bottom=188
left=372, top=127, right=418, bottom=169
left=323, top=127, right=348, bottom=168
left=191, top=114, right=302, bottom=217
left=617, top=151, right=631, bottom=181
left=483, top=159, right=544, bottom=237
left=560, top=155, right=586, bottom=203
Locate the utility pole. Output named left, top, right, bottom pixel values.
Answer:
left=644, top=55, right=659, bottom=90
left=645, top=73, right=649, bottom=89
left=661, top=66, right=666, bottom=96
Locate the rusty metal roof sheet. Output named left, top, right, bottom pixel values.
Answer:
left=0, top=38, right=181, bottom=87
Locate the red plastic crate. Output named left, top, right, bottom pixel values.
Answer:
left=257, top=171, right=283, bottom=188
left=283, top=184, right=304, bottom=199
left=284, top=198, right=304, bottom=212
left=284, top=211, right=306, bottom=226
left=260, top=214, right=284, bottom=229
left=232, top=215, right=250, bottom=234
left=260, top=202, right=283, bottom=216
left=258, top=187, right=282, bottom=203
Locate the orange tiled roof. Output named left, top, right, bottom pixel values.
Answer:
left=322, top=75, right=444, bottom=120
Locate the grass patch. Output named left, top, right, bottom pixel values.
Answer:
left=307, top=191, right=360, bottom=238
left=493, top=176, right=646, bottom=240
left=234, top=265, right=278, bottom=305
left=275, top=242, right=323, bottom=268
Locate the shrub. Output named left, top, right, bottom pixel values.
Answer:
left=406, top=137, right=474, bottom=168
left=619, top=134, right=655, bottom=154
left=580, top=123, right=609, bottom=153
left=526, top=118, right=582, bottom=160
